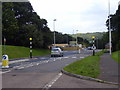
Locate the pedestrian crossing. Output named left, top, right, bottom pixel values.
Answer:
left=1, top=55, right=88, bottom=74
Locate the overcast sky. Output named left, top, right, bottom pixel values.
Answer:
left=28, top=0, right=119, bottom=34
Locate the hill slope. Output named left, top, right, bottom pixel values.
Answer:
left=2, top=45, right=50, bottom=59
left=71, top=32, right=105, bottom=41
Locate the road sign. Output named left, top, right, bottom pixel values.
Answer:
left=2, top=55, right=9, bottom=68
left=3, top=55, right=7, bottom=60
left=92, top=46, right=96, bottom=50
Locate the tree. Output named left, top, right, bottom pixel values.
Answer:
left=106, top=5, right=120, bottom=51
left=2, top=2, right=19, bottom=45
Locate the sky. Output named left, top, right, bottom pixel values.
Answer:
left=28, top=0, right=119, bottom=34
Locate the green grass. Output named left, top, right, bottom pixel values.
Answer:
left=112, top=50, right=120, bottom=64
left=64, top=56, right=100, bottom=78
left=95, top=49, right=106, bottom=56
left=63, top=50, right=105, bottom=78
left=2, top=45, right=50, bottom=59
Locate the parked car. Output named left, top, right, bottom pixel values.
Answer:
left=51, top=48, right=63, bottom=57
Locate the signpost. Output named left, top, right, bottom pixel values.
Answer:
left=4, top=38, right=6, bottom=55
left=2, top=55, right=9, bottom=68
left=2, top=38, right=9, bottom=68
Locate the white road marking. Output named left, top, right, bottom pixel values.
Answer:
left=36, top=63, right=39, bottom=65
left=0, top=70, right=11, bottom=74
left=17, top=67, right=24, bottom=69
left=63, top=57, right=69, bottom=58
left=9, top=59, right=29, bottom=64
left=72, top=57, right=77, bottom=58
left=40, top=58, right=46, bottom=60
left=65, top=64, right=69, bottom=66
left=80, top=57, right=84, bottom=59
left=42, top=73, right=62, bottom=90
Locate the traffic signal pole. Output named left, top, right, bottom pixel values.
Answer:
left=92, top=36, right=95, bottom=56
left=29, top=38, right=32, bottom=58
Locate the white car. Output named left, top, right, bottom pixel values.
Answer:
left=51, top=48, right=63, bottom=57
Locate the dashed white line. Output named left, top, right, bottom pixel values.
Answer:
left=72, top=57, right=77, bottom=58
left=80, top=57, right=84, bottom=59
left=42, top=73, right=62, bottom=90
left=17, top=67, right=24, bottom=69
left=63, top=57, right=69, bottom=58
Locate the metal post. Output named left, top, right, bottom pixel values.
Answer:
left=108, top=0, right=112, bottom=55
left=29, top=38, right=32, bottom=58
left=4, top=38, right=6, bottom=55
left=92, top=36, right=95, bottom=56
left=76, top=30, right=78, bottom=45
left=53, top=19, right=56, bottom=47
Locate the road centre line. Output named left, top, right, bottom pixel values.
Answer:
left=72, top=57, right=77, bottom=58
left=63, top=57, right=69, bottom=58
left=80, top=57, right=85, bottom=59
left=17, top=67, right=25, bottom=69
left=42, top=73, right=62, bottom=90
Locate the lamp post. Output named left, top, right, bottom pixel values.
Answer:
left=76, top=30, right=78, bottom=53
left=108, top=0, right=112, bottom=55
left=4, top=38, right=6, bottom=55
left=53, top=19, right=56, bottom=47
left=76, top=30, right=78, bottom=45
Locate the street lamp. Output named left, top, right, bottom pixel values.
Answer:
left=53, top=19, right=56, bottom=47
left=3, top=38, right=6, bottom=55
left=76, top=30, right=78, bottom=45
left=108, top=0, right=112, bottom=55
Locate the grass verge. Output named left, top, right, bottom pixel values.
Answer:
left=2, top=45, right=50, bottom=59
left=112, top=50, right=120, bottom=64
left=63, top=50, right=104, bottom=78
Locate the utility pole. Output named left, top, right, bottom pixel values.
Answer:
left=4, top=38, right=6, bottom=55
left=76, top=30, right=78, bottom=45
left=108, top=0, right=112, bottom=55
left=53, top=19, right=56, bottom=47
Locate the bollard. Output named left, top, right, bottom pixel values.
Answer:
left=2, top=55, right=9, bottom=68
left=79, top=49, right=81, bottom=54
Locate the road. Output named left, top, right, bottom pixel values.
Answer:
left=1, top=50, right=118, bottom=89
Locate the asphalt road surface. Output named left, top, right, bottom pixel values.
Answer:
left=1, top=50, right=118, bottom=89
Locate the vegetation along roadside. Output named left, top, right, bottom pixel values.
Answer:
left=63, top=50, right=105, bottom=78
left=112, top=50, right=120, bottom=64
left=2, top=45, right=50, bottom=60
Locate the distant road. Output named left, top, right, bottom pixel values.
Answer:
left=2, top=50, right=117, bottom=89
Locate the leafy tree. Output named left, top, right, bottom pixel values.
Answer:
left=2, top=2, right=19, bottom=45
left=106, top=5, right=120, bottom=51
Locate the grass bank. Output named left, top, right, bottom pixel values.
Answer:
left=2, top=45, right=50, bottom=59
left=63, top=50, right=104, bottom=78
left=112, top=50, right=120, bottom=64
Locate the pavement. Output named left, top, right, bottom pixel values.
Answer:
left=98, top=53, right=119, bottom=83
